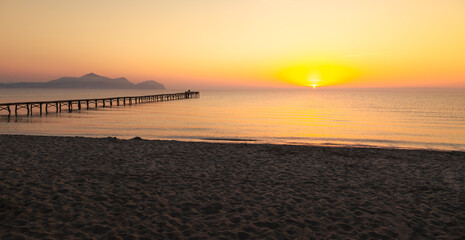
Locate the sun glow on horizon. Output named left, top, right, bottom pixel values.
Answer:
left=308, top=76, right=321, bottom=88
left=276, top=64, right=360, bottom=88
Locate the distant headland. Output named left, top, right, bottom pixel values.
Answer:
left=0, top=73, right=165, bottom=89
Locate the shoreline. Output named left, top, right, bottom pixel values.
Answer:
left=1, top=133, right=463, bottom=153
left=1, top=134, right=464, bottom=239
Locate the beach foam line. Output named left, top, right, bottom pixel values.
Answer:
left=200, top=137, right=257, bottom=142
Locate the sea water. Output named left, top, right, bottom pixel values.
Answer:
left=1, top=88, right=464, bottom=151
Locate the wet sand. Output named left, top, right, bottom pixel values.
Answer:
left=1, top=134, right=464, bottom=239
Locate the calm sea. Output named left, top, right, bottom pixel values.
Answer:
left=1, top=88, right=464, bottom=151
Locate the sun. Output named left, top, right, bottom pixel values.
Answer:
left=308, top=75, right=321, bottom=88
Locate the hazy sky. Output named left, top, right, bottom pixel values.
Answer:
left=1, top=0, right=464, bottom=89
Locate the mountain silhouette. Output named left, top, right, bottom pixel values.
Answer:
left=134, top=80, right=165, bottom=89
left=0, top=73, right=166, bottom=89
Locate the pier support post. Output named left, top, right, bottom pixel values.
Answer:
left=7, top=105, right=11, bottom=116
left=68, top=101, right=72, bottom=113
left=27, top=104, right=30, bottom=115
left=15, top=105, right=18, bottom=116
left=95, top=100, right=98, bottom=109
left=78, top=101, right=81, bottom=110
left=87, top=100, right=89, bottom=110
left=45, top=104, right=48, bottom=114
left=56, top=102, right=59, bottom=113
left=40, top=103, right=42, bottom=115
left=103, top=100, right=105, bottom=108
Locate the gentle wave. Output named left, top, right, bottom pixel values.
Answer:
left=1, top=88, right=464, bottom=151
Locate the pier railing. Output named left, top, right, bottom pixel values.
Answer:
left=0, top=91, right=199, bottom=117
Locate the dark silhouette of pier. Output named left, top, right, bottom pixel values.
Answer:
left=0, top=91, right=199, bottom=117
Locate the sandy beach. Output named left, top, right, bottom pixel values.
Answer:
left=0, top=134, right=464, bottom=239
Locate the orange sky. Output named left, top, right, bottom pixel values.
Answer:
left=1, top=0, right=464, bottom=89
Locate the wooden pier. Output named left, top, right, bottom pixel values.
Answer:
left=0, top=91, right=199, bottom=117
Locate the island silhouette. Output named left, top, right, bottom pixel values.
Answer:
left=0, top=73, right=165, bottom=89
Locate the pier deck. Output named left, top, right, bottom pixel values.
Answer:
left=0, top=91, right=199, bottom=117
